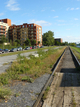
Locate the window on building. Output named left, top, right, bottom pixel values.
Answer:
left=29, top=25, right=30, bottom=27
left=31, top=24, right=33, bottom=27
left=37, top=28, right=38, bottom=30
left=23, top=25, right=24, bottom=28
left=26, top=25, right=27, bottom=28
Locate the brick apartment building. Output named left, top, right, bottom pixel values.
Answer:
left=9, top=23, right=42, bottom=46
left=0, top=19, right=11, bottom=40
left=54, top=38, right=63, bottom=43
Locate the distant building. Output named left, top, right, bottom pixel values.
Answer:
left=0, top=18, right=11, bottom=40
left=8, top=23, right=42, bottom=46
left=54, top=38, right=63, bottom=43
left=0, top=18, right=11, bottom=26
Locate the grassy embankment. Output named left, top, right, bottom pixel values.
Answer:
left=0, top=46, right=66, bottom=100
left=71, top=46, right=80, bottom=71
left=70, top=46, right=80, bottom=61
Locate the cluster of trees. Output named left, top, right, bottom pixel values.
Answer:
left=42, top=30, right=76, bottom=46
left=0, top=33, right=76, bottom=47
left=42, top=31, right=54, bottom=46
left=0, top=35, right=37, bottom=47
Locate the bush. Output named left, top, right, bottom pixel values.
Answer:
left=21, top=76, right=33, bottom=83
left=0, top=75, right=9, bottom=85
left=0, top=87, right=12, bottom=99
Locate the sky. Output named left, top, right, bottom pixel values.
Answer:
left=0, top=0, right=80, bottom=43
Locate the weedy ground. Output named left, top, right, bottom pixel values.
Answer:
left=0, top=46, right=65, bottom=99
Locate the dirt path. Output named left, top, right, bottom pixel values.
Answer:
left=42, top=48, right=80, bottom=107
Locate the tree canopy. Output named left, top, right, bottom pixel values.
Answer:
left=24, top=38, right=31, bottom=46
left=31, top=39, right=36, bottom=46
left=0, top=35, right=8, bottom=44
left=42, top=31, right=54, bottom=46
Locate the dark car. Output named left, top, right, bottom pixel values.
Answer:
left=0, top=49, right=2, bottom=54
left=17, top=47, right=22, bottom=51
left=2, top=49, right=9, bottom=53
left=32, top=46, right=36, bottom=49
left=25, top=47, right=30, bottom=50
left=10, top=48, right=17, bottom=52
left=40, top=46, right=44, bottom=48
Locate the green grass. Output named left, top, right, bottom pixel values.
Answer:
left=71, top=46, right=80, bottom=53
left=42, top=86, right=50, bottom=100
left=0, top=46, right=65, bottom=86
left=71, top=46, right=80, bottom=62
left=21, top=76, right=33, bottom=83
left=0, top=87, right=12, bottom=99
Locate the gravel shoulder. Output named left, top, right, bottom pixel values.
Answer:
left=0, top=74, right=50, bottom=107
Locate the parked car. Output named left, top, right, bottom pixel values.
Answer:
left=0, top=49, right=3, bottom=54
left=10, top=48, right=17, bottom=52
left=37, top=46, right=40, bottom=48
left=17, top=47, right=22, bottom=51
left=40, top=46, right=44, bottom=48
left=32, top=46, right=36, bottom=49
left=30, top=47, right=32, bottom=49
left=2, top=49, right=9, bottom=53
left=25, top=47, right=30, bottom=50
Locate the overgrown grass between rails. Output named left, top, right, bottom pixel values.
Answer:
left=42, top=86, right=50, bottom=100
left=0, top=46, right=65, bottom=85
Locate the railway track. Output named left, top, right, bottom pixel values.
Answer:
left=33, top=47, right=80, bottom=107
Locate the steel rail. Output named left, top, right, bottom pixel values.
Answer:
left=33, top=48, right=66, bottom=107
left=69, top=47, right=80, bottom=66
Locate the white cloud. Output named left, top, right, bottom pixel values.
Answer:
left=76, top=7, right=79, bottom=10
left=53, top=16, right=58, bottom=18
left=74, top=18, right=78, bottom=20
left=6, top=0, right=20, bottom=11
left=57, top=20, right=65, bottom=22
left=64, top=36, right=80, bottom=42
left=28, top=19, right=52, bottom=26
left=52, top=10, right=55, bottom=12
left=70, top=8, right=74, bottom=10
left=0, top=13, right=4, bottom=16
left=66, top=7, right=79, bottom=11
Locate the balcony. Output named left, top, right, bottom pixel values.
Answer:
left=0, top=27, right=5, bottom=30
left=0, top=33, right=5, bottom=35
left=0, top=30, right=5, bottom=33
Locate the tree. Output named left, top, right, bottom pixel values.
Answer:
left=15, top=39, right=20, bottom=46
left=55, top=41, right=60, bottom=45
left=0, top=35, right=7, bottom=44
left=31, top=39, right=36, bottom=46
left=24, top=38, right=31, bottom=46
left=69, top=43, right=76, bottom=46
left=38, top=41, right=40, bottom=46
left=42, top=31, right=54, bottom=46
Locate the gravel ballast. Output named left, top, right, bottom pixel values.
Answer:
left=0, top=74, right=50, bottom=107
